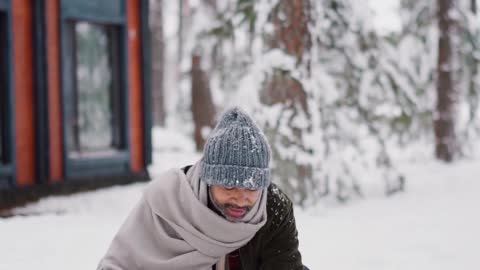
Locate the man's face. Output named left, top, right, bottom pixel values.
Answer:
left=210, top=186, right=262, bottom=222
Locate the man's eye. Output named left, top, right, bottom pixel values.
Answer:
left=224, top=186, right=234, bottom=190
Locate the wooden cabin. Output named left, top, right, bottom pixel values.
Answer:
left=0, top=0, right=152, bottom=208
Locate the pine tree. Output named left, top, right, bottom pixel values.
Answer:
left=259, top=0, right=314, bottom=203
left=189, top=0, right=408, bottom=205
left=151, top=0, right=166, bottom=126
left=435, top=0, right=459, bottom=162
left=457, top=0, right=480, bottom=154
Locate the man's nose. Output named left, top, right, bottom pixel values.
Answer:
left=231, top=190, right=251, bottom=205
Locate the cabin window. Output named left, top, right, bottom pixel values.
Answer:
left=67, top=22, right=125, bottom=155
left=60, top=0, right=130, bottom=177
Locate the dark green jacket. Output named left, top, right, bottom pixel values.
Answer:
left=236, top=183, right=303, bottom=270
left=182, top=166, right=303, bottom=270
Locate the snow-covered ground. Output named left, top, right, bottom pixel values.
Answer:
left=1, top=128, right=479, bottom=269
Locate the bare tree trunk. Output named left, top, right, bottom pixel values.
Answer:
left=178, top=0, right=184, bottom=64
left=262, top=0, right=313, bottom=203
left=263, top=0, right=312, bottom=109
left=267, top=0, right=312, bottom=66
left=203, top=0, right=220, bottom=74
left=191, top=54, right=215, bottom=151
left=435, top=0, right=458, bottom=162
left=178, top=0, right=192, bottom=64
left=151, top=0, right=166, bottom=126
left=204, top=0, right=217, bottom=10
left=472, top=0, right=477, bottom=13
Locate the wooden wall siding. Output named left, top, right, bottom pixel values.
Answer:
left=46, top=0, right=63, bottom=183
left=127, top=0, right=144, bottom=172
left=12, top=0, right=35, bottom=186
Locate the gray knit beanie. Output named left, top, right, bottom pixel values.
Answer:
left=200, top=107, right=271, bottom=189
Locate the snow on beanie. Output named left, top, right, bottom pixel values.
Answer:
left=200, top=107, right=272, bottom=189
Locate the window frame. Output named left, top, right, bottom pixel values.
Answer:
left=140, top=0, right=152, bottom=166
left=60, top=0, right=131, bottom=179
left=69, top=22, right=125, bottom=154
left=0, top=0, right=15, bottom=188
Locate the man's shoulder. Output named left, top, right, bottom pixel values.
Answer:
left=265, top=184, right=294, bottom=227
left=144, top=168, right=184, bottom=203
left=267, top=183, right=293, bottom=208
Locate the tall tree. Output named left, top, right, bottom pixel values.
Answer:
left=435, top=0, right=458, bottom=162
left=151, top=0, right=166, bottom=126
left=178, top=0, right=184, bottom=64
left=190, top=0, right=408, bottom=204
left=466, top=0, right=480, bottom=137
left=191, top=54, right=216, bottom=151
left=261, top=0, right=314, bottom=203
left=178, top=0, right=193, bottom=64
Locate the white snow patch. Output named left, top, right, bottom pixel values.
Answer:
left=152, top=126, right=196, bottom=153
left=1, top=129, right=480, bottom=270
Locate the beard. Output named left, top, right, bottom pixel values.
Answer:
left=208, top=189, right=253, bottom=222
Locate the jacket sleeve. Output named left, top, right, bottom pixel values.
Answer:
left=258, top=197, right=304, bottom=270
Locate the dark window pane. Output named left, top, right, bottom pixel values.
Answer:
left=0, top=12, right=8, bottom=164
left=70, top=22, right=123, bottom=154
left=0, top=79, right=6, bottom=164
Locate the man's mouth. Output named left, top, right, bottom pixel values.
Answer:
left=225, top=207, right=247, bottom=219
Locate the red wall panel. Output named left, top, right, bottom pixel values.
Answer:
left=12, top=0, right=36, bottom=186
left=46, top=0, right=64, bottom=183
left=127, top=0, right=145, bottom=172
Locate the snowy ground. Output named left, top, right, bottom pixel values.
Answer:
left=1, top=128, right=479, bottom=270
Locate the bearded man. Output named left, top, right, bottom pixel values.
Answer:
left=98, top=107, right=307, bottom=270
